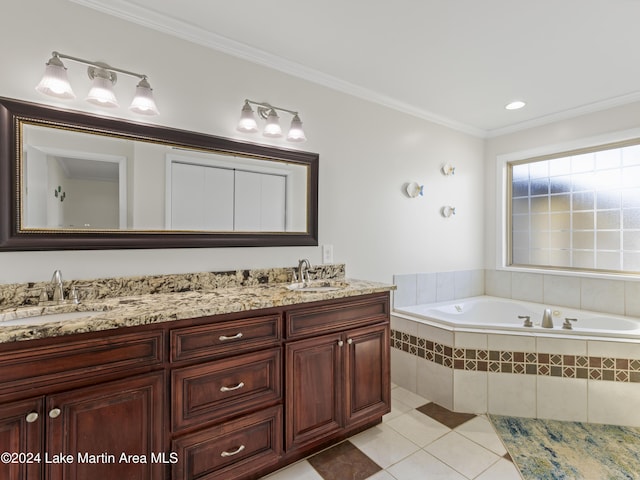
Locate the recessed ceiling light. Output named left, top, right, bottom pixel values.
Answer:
left=505, top=100, right=526, bottom=110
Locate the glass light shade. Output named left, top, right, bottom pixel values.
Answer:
left=237, top=102, right=258, bottom=132
left=35, top=57, right=75, bottom=99
left=86, top=75, right=119, bottom=108
left=263, top=109, right=282, bottom=137
left=129, top=78, right=159, bottom=115
left=286, top=114, right=306, bottom=142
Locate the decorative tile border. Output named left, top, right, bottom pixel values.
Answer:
left=391, top=329, right=640, bottom=383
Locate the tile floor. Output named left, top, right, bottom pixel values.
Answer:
left=264, top=384, right=523, bottom=480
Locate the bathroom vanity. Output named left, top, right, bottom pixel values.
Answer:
left=0, top=271, right=392, bottom=480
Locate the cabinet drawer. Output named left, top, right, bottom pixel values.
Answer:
left=172, top=348, right=281, bottom=432
left=0, top=331, right=164, bottom=396
left=286, top=293, right=389, bottom=339
left=171, top=313, right=281, bottom=362
left=172, top=405, right=282, bottom=480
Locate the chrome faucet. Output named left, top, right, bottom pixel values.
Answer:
left=51, top=269, right=65, bottom=303
left=541, top=308, right=553, bottom=328
left=297, top=259, right=311, bottom=285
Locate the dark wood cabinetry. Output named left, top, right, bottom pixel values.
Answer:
left=286, top=332, right=343, bottom=450
left=0, top=291, right=390, bottom=480
left=172, top=405, right=282, bottom=480
left=0, top=397, right=43, bottom=480
left=171, top=347, right=282, bottom=432
left=0, top=372, right=164, bottom=480
left=46, top=372, right=164, bottom=480
left=285, top=297, right=390, bottom=452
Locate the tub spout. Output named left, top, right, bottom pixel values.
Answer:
left=541, top=308, right=553, bottom=328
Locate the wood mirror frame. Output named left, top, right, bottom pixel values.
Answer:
left=0, top=97, right=318, bottom=251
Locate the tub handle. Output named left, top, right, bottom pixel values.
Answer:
left=563, top=318, right=578, bottom=330
left=518, top=315, right=533, bottom=327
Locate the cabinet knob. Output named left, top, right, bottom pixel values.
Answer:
left=48, top=408, right=61, bottom=419
left=220, top=445, right=245, bottom=457
left=219, top=332, right=243, bottom=341
left=347, top=338, right=353, bottom=345
left=25, top=412, right=39, bottom=423
left=220, top=382, right=245, bottom=392
left=337, top=340, right=344, bottom=347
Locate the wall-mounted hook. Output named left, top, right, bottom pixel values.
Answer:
left=441, top=164, right=456, bottom=176
left=441, top=206, right=456, bottom=218
left=405, top=182, right=424, bottom=198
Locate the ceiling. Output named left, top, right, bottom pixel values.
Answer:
left=57, top=157, right=119, bottom=182
left=71, top=0, right=640, bottom=137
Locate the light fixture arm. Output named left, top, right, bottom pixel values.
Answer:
left=244, top=99, right=299, bottom=118
left=52, top=51, right=148, bottom=81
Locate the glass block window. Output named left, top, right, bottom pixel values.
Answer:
left=509, top=141, right=640, bottom=273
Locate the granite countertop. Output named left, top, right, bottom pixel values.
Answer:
left=0, top=278, right=394, bottom=344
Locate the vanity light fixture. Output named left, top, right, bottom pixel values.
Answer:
left=36, top=51, right=159, bottom=116
left=237, top=99, right=306, bottom=142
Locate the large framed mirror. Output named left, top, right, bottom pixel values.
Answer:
left=0, top=98, right=318, bottom=250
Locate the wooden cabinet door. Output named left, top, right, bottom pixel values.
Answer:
left=0, top=397, right=43, bottom=480
left=344, top=324, right=391, bottom=427
left=285, top=333, right=343, bottom=451
left=46, top=372, right=164, bottom=480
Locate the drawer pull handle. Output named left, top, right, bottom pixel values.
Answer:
left=221, top=445, right=245, bottom=457
left=220, top=382, right=245, bottom=392
left=337, top=340, right=344, bottom=347
left=26, top=412, right=39, bottom=423
left=347, top=338, right=353, bottom=345
left=48, top=408, right=61, bottom=419
left=219, top=332, right=243, bottom=341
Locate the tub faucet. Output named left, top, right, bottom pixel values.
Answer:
left=541, top=308, right=553, bottom=328
left=297, top=259, right=311, bottom=285
left=51, top=269, right=64, bottom=303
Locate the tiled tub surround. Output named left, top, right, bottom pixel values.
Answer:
left=485, top=268, right=640, bottom=318
left=393, top=269, right=485, bottom=308
left=391, top=268, right=640, bottom=427
left=395, top=268, right=640, bottom=318
left=0, top=264, right=395, bottom=344
left=391, top=313, right=640, bottom=427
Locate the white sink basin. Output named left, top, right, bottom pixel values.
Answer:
left=0, top=309, right=103, bottom=327
left=287, top=281, right=349, bottom=293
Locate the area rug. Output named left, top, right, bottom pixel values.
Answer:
left=489, top=415, right=640, bottom=479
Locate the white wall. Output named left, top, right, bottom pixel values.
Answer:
left=484, top=101, right=640, bottom=270
left=0, top=0, right=484, bottom=284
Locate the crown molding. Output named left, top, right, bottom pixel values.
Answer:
left=70, top=0, right=486, bottom=137
left=70, top=0, right=640, bottom=141
left=486, top=91, right=640, bottom=138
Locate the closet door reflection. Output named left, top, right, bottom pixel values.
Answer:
left=168, top=163, right=287, bottom=232
left=170, top=162, right=234, bottom=231
left=235, top=170, right=286, bottom=232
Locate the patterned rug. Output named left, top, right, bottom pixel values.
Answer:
left=490, top=415, right=640, bottom=480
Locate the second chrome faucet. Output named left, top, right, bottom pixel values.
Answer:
left=51, top=269, right=65, bottom=303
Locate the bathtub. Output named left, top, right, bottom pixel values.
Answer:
left=394, top=295, right=640, bottom=339
left=391, top=295, right=640, bottom=426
